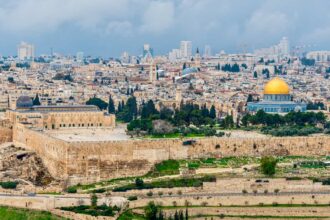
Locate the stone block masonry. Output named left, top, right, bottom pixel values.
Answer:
left=11, top=124, right=330, bottom=185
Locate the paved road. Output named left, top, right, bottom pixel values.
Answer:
left=0, top=193, right=90, bottom=199
left=140, top=190, right=330, bottom=199
left=1, top=190, right=329, bottom=200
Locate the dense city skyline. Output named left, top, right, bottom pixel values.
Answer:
left=1, top=0, right=330, bottom=56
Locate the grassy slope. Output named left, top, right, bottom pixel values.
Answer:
left=0, top=206, right=65, bottom=220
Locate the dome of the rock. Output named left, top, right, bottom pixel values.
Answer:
left=264, top=77, right=290, bottom=95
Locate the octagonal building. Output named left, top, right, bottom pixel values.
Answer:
left=247, top=77, right=306, bottom=114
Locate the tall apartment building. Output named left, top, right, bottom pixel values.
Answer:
left=17, top=42, right=35, bottom=60
left=306, top=51, right=330, bottom=62
left=204, top=45, right=212, bottom=58
left=180, top=41, right=192, bottom=59
left=254, top=37, right=290, bottom=60
left=279, top=37, right=289, bottom=56
left=143, top=44, right=154, bottom=58
left=169, top=49, right=180, bottom=62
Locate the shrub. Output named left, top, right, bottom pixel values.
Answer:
left=92, top=188, right=106, bottom=194
left=67, top=187, right=77, bottom=193
left=146, top=191, right=153, bottom=197
left=135, top=178, right=144, bottom=188
left=286, top=177, right=303, bottom=181
left=127, top=195, right=138, bottom=201
left=260, top=156, right=278, bottom=176
left=0, top=181, right=18, bottom=189
left=91, top=194, right=98, bottom=208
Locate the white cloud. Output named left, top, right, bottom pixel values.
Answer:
left=139, top=1, right=175, bottom=34
left=0, top=0, right=135, bottom=32
left=2, top=0, right=330, bottom=55
left=106, top=21, right=133, bottom=37
left=301, top=26, right=330, bottom=45
left=245, top=10, right=290, bottom=39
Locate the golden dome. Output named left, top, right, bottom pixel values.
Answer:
left=264, top=77, right=290, bottom=95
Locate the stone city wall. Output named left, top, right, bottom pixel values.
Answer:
left=0, top=120, right=13, bottom=144
left=0, top=127, right=12, bottom=144
left=13, top=124, right=69, bottom=179
left=12, top=125, right=330, bottom=185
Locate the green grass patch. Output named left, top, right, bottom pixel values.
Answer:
left=118, top=210, right=145, bottom=220
left=113, top=175, right=216, bottom=192
left=60, top=204, right=119, bottom=217
left=201, top=158, right=216, bottom=164
left=191, top=214, right=329, bottom=219
left=299, top=161, right=326, bottom=169
left=153, top=160, right=180, bottom=176
left=188, top=162, right=200, bottom=169
left=184, top=133, right=206, bottom=138
left=0, top=206, right=65, bottom=220
left=147, top=133, right=181, bottom=139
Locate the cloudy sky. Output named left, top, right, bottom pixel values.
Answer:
left=1, top=0, right=330, bottom=57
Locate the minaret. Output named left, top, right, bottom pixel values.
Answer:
left=194, top=47, right=201, bottom=67
left=149, top=61, right=157, bottom=83
left=175, top=88, right=182, bottom=104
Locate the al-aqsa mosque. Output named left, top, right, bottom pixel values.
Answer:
left=247, top=77, right=306, bottom=114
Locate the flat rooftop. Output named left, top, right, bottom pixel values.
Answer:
left=45, top=126, right=129, bottom=142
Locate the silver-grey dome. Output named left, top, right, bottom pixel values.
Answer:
left=16, top=96, right=33, bottom=108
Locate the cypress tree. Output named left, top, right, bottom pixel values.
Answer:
left=174, top=210, right=179, bottom=220
left=117, top=102, right=122, bottom=113
left=33, top=94, right=41, bottom=106
left=210, top=105, right=216, bottom=119
left=247, top=94, right=253, bottom=102
left=108, top=95, right=115, bottom=114
left=179, top=210, right=184, bottom=220
left=253, top=71, right=258, bottom=78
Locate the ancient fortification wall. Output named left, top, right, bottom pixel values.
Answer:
left=0, top=119, right=13, bottom=144
left=0, top=127, right=12, bottom=144
left=13, top=124, right=69, bottom=180
left=11, top=125, right=330, bottom=185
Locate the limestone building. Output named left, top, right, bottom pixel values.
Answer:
left=247, top=77, right=307, bottom=113
left=6, top=96, right=115, bottom=130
